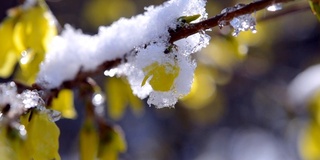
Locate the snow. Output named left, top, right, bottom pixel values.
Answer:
left=0, top=82, right=43, bottom=119
left=119, top=43, right=197, bottom=108
left=36, top=0, right=209, bottom=107
left=0, top=82, right=61, bottom=122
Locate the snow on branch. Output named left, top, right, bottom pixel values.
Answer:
left=13, top=0, right=297, bottom=108
left=36, top=0, right=208, bottom=89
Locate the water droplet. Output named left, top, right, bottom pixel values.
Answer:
left=10, top=123, right=27, bottom=139
left=232, top=30, right=240, bottom=37
left=218, top=20, right=228, bottom=29
left=18, top=124, right=27, bottom=137
left=221, top=3, right=245, bottom=14
left=267, top=3, right=282, bottom=12
left=92, top=93, right=105, bottom=106
left=221, top=7, right=232, bottom=14
left=92, top=93, right=105, bottom=116
left=250, top=26, right=257, bottom=34
left=46, top=109, right=61, bottom=122
left=20, top=50, right=34, bottom=65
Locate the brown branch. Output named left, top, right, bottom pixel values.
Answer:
left=13, top=0, right=304, bottom=105
left=169, top=0, right=296, bottom=43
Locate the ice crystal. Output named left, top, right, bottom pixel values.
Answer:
left=19, top=90, right=45, bottom=109
left=230, top=15, right=257, bottom=36
left=45, top=109, right=61, bottom=122
left=220, top=4, right=257, bottom=36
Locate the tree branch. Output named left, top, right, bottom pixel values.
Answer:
left=169, top=0, right=296, bottom=43
left=11, top=0, right=304, bottom=105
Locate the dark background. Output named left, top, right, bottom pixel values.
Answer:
left=1, top=0, right=320, bottom=159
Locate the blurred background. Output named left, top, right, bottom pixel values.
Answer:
left=1, top=0, right=320, bottom=160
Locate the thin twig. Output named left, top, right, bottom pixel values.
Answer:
left=258, top=2, right=311, bottom=22
left=169, top=0, right=295, bottom=43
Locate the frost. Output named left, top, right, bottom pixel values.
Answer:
left=267, top=3, right=282, bottom=12
left=220, top=4, right=257, bottom=36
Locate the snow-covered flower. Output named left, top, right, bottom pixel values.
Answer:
left=36, top=0, right=210, bottom=107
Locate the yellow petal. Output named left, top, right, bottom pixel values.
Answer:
left=300, top=121, right=320, bottom=160
left=105, top=77, right=128, bottom=120
left=181, top=65, right=216, bottom=109
left=23, top=111, right=61, bottom=160
left=142, top=62, right=180, bottom=92
left=13, top=5, right=57, bottom=53
left=80, top=117, right=99, bottom=160
left=127, top=91, right=143, bottom=116
left=123, top=79, right=143, bottom=116
left=98, top=126, right=127, bottom=160
left=12, top=2, right=57, bottom=85
left=50, top=89, right=77, bottom=119
left=0, top=127, right=19, bottom=160
left=0, top=50, right=18, bottom=78
left=0, top=17, right=19, bottom=78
